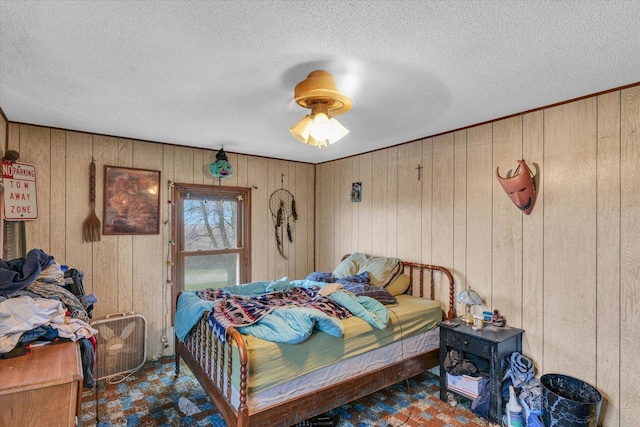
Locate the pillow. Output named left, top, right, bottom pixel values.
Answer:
left=386, top=273, right=411, bottom=296
left=333, top=253, right=403, bottom=287
left=335, top=271, right=370, bottom=285
left=378, top=261, right=403, bottom=288
left=363, top=256, right=401, bottom=286
left=339, top=282, right=397, bottom=305
left=332, top=256, right=359, bottom=278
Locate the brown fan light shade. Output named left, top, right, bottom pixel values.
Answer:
left=290, top=70, right=352, bottom=149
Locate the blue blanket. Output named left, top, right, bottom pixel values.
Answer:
left=175, top=278, right=389, bottom=344
left=0, top=249, right=55, bottom=296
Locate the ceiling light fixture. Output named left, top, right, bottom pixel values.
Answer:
left=290, top=70, right=352, bottom=149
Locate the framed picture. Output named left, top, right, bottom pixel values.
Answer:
left=103, top=166, right=161, bottom=235
left=351, top=182, right=362, bottom=202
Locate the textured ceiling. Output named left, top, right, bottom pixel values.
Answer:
left=1, top=1, right=639, bottom=164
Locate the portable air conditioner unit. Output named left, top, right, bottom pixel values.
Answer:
left=92, top=312, right=147, bottom=380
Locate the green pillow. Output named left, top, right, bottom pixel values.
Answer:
left=333, top=253, right=402, bottom=287
left=332, top=256, right=359, bottom=278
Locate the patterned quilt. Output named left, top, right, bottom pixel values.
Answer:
left=189, top=280, right=388, bottom=344
left=196, top=285, right=352, bottom=328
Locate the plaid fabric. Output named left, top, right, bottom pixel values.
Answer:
left=338, top=282, right=397, bottom=305
left=332, top=271, right=397, bottom=304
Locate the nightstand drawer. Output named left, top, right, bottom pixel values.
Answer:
left=442, top=331, right=492, bottom=358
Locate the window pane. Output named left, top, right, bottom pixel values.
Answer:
left=184, top=254, right=239, bottom=291
left=183, top=199, right=238, bottom=251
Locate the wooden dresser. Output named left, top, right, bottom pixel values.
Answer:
left=0, top=341, right=83, bottom=426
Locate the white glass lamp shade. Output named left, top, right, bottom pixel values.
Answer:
left=325, top=117, right=349, bottom=143
left=290, top=116, right=313, bottom=143
left=457, top=289, right=482, bottom=324
left=457, top=289, right=482, bottom=305
left=290, top=113, right=349, bottom=149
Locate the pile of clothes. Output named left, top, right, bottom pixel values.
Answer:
left=0, top=248, right=98, bottom=387
left=443, top=348, right=544, bottom=425
left=501, top=352, right=544, bottom=426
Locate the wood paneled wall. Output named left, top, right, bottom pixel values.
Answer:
left=4, top=126, right=315, bottom=360
left=315, top=86, right=640, bottom=426
left=3, top=84, right=639, bottom=425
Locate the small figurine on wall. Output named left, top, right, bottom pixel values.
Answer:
left=495, top=159, right=537, bottom=215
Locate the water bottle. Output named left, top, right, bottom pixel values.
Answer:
left=506, top=385, right=524, bottom=427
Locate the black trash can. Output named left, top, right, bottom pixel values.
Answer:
left=541, top=374, right=602, bottom=427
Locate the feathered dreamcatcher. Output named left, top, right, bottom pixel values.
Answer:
left=269, top=187, right=298, bottom=259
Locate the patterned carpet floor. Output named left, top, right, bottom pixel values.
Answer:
left=80, top=357, right=497, bottom=427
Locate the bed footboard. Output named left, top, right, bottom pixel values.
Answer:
left=175, top=313, right=249, bottom=427
left=177, top=328, right=440, bottom=427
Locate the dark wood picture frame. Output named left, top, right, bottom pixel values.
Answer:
left=103, top=166, right=161, bottom=235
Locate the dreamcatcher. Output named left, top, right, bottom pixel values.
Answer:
left=269, top=186, right=298, bottom=259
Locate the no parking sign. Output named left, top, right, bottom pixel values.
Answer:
left=2, top=160, right=38, bottom=220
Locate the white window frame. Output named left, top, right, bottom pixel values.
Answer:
left=172, top=183, right=251, bottom=302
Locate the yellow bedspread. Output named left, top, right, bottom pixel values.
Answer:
left=241, top=294, right=442, bottom=394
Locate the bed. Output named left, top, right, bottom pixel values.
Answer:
left=174, top=254, right=456, bottom=427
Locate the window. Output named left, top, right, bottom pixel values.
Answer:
left=173, top=183, right=251, bottom=296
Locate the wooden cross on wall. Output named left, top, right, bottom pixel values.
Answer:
left=416, top=164, right=423, bottom=181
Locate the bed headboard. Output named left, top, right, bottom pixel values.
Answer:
left=341, top=254, right=456, bottom=320
left=401, top=260, right=456, bottom=320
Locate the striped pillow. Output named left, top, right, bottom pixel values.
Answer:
left=337, top=273, right=397, bottom=305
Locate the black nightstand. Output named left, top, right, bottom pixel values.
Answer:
left=439, top=319, right=524, bottom=423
